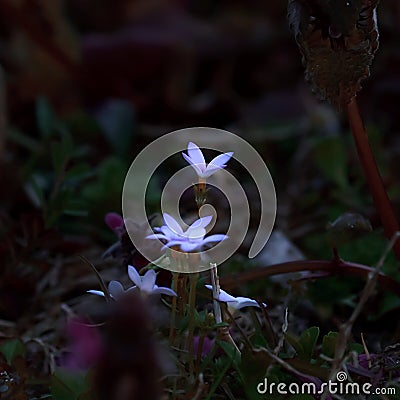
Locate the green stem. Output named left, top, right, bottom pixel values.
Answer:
left=195, top=332, right=205, bottom=377
left=347, top=98, right=400, bottom=262
left=188, top=272, right=198, bottom=377
left=204, top=357, right=233, bottom=400
left=169, top=272, right=179, bottom=345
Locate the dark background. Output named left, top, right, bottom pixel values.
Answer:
left=1, top=0, right=400, bottom=346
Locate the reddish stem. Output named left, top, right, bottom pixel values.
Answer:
left=347, top=98, right=400, bottom=261
left=220, top=259, right=400, bottom=296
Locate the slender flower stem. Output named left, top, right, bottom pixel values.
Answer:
left=195, top=178, right=207, bottom=208
left=188, top=272, right=198, bottom=376
left=210, top=263, right=222, bottom=324
left=347, top=98, right=400, bottom=262
left=258, top=303, right=278, bottom=348
left=210, top=262, right=240, bottom=352
left=195, top=333, right=205, bottom=377
left=225, top=307, right=252, bottom=351
left=169, top=272, right=179, bottom=345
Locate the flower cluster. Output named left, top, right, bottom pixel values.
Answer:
left=88, top=265, right=176, bottom=299
left=146, top=213, right=227, bottom=252
left=146, top=142, right=233, bottom=253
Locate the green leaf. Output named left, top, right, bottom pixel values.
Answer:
left=322, top=331, right=338, bottom=359
left=285, top=332, right=304, bottom=358
left=0, top=338, right=25, bottom=364
left=286, top=327, right=320, bottom=361
left=213, top=322, right=230, bottom=329
left=299, top=326, right=320, bottom=360
left=349, top=343, right=364, bottom=354
left=205, top=349, right=237, bottom=400
left=217, top=340, right=241, bottom=366
left=51, top=369, right=88, bottom=400
left=8, top=128, right=41, bottom=151
left=96, top=100, right=135, bottom=159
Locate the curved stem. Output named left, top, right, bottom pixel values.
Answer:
left=347, top=98, right=400, bottom=261
left=220, top=259, right=400, bottom=296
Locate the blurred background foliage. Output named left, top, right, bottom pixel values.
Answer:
left=1, top=0, right=400, bottom=398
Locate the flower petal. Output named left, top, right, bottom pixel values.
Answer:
left=183, top=152, right=205, bottom=177
left=207, top=152, right=233, bottom=170
left=189, top=215, right=213, bottom=230
left=128, top=265, right=142, bottom=287
left=141, top=269, right=157, bottom=293
left=217, top=288, right=238, bottom=303
left=205, top=286, right=238, bottom=303
left=186, top=226, right=206, bottom=241
left=146, top=233, right=168, bottom=240
left=231, top=298, right=260, bottom=309
left=160, top=225, right=179, bottom=239
left=180, top=241, right=201, bottom=252
left=163, top=213, right=184, bottom=235
left=162, top=240, right=184, bottom=250
left=187, top=142, right=206, bottom=169
left=108, top=280, right=124, bottom=298
left=152, top=286, right=177, bottom=296
left=87, top=290, right=105, bottom=297
left=201, top=234, right=228, bottom=245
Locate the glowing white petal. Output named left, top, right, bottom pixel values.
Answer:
left=128, top=265, right=142, bottom=287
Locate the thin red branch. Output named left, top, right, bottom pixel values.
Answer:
left=347, top=98, right=400, bottom=262
left=220, top=259, right=400, bottom=296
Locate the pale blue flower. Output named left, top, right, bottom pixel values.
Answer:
left=88, top=267, right=176, bottom=299
left=182, top=142, right=233, bottom=179
left=147, top=213, right=227, bottom=252
left=128, top=266, right=177, bottom=296
left=87, top=280, right=128, bottom=300
left=205, top=285, right=265, bottom=310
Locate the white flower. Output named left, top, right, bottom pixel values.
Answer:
left=87, top=280, right=128, bottom=300
left=128, top=266, right=177, bottom=296
left=205, top=285, right=265, bottom=310
left=182, top=142, right=233, bottom=179
left=146, top=213, right=228, bottom=252
left=87, top=267, right=177, bottom=299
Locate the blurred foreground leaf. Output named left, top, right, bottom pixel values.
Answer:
left=50, top=369, right=89, bottom=400
left=0, top=338, right=25, bottom=365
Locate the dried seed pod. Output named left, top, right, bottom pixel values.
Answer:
left=288, top=0, right=380, bottom=108
left=326, top=212, right=372, bottom=248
